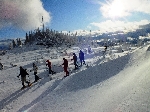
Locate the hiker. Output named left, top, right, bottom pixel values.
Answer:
left=62, top=58, right=69, bottom=77
left=46, top=60, right=56, bottom=75
left=71, top=53, right=78, bottom=69
left=79, top=50, right=85, bottom=66
left=17, top=66, right=30, bottom=88
left=88, top=46, right=92, bottom=54
left=31, top=63, right=41, bottom=82
left=0, top=62, right=3, bottom=70
left=102, top=45, right=108, bottom=57
left=104, top=45, right=107, bottom=52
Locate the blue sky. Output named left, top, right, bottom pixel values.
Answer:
left=0, top=0, right=150, bottom=39
left=43, top=0, right=102, bottom=31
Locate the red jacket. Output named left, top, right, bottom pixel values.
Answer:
left=62, top=59, right=68, bottom=67
left=46, top=60, right=51, bottom=68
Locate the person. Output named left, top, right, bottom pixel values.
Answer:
left=88, top=46, right=92, bottom=54
left=62, top=58, right=69, bottom=77
left=0, top=62, right=3, bottom=70
left=79, top=50, right=85, bottom=66
left=32, top=63, right=41, bottom=82
left=102, top=45, right=108, bottom=58
left=17, top=66, right=30, bottom=88
left=71, top=53, right=78, bottom=69
left=46, top=60, right=56, bottom=75
left=104, top=45, right=107, bottom=52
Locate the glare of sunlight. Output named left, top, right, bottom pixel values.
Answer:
left=101, top=0, right=129, bottom=19
left=108, top=1, right=125, bottom=18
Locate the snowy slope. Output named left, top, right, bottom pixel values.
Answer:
left=0, top=45, right=150, bottom=112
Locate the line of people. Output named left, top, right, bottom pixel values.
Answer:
left=17, top=50, right=85, bottom=88
left=71, top=50, right=86, bottom=70
left=17, top=58, right=69, bottom=88
left=17, top=63, right=41, bottom=88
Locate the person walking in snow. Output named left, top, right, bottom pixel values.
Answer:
left=46, top=60, right=56, bottom=75
left=0, top=62, right=3, bottom=70
left=79, top=50, right=85, bottom=66
left=17, top=66, right=30, bottom=88
left=31, top=63, right=41, bottom=82
left=71, top=53, right=78, bottom=69
left=104, top=45, right=107, bottom=52
left=62, top=58, right=69, bottom=77
left=102, top=45, right=108, bottom=58
left=88, top=46, right=92, bottom=54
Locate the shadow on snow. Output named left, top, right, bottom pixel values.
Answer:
left=0, top=70, right=50, bottom=111
left=17, top=78, right=63, bottom=112
left=55, top=54, right=130, bottom=92
left=1, top=53, right=131, bottom=112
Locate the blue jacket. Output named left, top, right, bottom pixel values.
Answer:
left=79, top=51, right=84, bottom=60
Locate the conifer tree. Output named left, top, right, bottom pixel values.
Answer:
left=12, top=40, right=16, bottom=48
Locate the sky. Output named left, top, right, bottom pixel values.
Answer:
left=0, top=0, right=150, bottom=39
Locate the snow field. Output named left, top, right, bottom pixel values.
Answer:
left=0, top=44, right=150, bottom=112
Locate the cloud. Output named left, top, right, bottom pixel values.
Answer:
left=73, top=19, right=150, bottom=36
left=100, top=0, right=150, bottom=18
left=0, top=0, right=51, bottom=31
left=90, top=20, right=150, bottom=33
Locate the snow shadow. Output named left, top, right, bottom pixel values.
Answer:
left=0, top=71, right=53, bottom=111
left=51, top=65, right=64, bottom=73
left=17, top=78, right=63, bottom=112
left=84, top=51, right=103, bottom=61
left=56, top=54, right=130, bottom=92
left=0, top=87, right=35, bottom=111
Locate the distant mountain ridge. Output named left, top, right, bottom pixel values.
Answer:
left=0, top=39, right=12, bottom=42
left=0, top=39, right=13, bottom=50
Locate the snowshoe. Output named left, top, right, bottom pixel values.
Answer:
left=21, top=86, right=27, bottom=90
left=52, top=71, right=56, bottom=75
left=64, top=74, right=69, bottom=77
left=63, top=76, right=67, bottom=78
left=28, top=83, right=32, bottom=87
left=53, top=71, right=56, bottom=74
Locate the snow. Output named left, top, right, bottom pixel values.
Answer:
left=0, top=43, right=150, bottom=112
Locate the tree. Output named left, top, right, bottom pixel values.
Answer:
left=25, top=33, right=29, bottom=44
left=12, top=40, right=16, bottom=48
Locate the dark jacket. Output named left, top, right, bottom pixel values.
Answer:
left=18, top=67, right=29, bottom=77
left=72, top=53, right=77, bottom=62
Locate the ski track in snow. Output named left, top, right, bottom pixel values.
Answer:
left=0, top=45, right=150, bottom=112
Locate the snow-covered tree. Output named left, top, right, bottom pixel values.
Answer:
left=12, top=40, right=16, bottom=48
